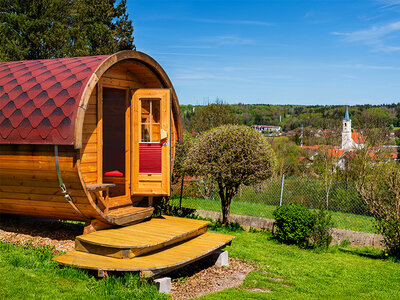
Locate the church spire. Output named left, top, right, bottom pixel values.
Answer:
left=343, top=106, right=350, bottom=121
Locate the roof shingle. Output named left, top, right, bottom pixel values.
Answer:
left=0, top=55, right=109, bottom=145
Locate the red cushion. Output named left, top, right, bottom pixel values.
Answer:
left=104, top=170, right=124, bottom=177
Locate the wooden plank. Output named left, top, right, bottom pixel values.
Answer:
left=0, top=185, right=87, bottom=197
left=0, top=178, right=82, bottom=190
left=84, top=114, right=97, bottom=125
left=108, top=195, right=135, bottom=209
left=108, top=206, right=152, bottom=217
left=54, top=232, right=234, bottom=272
left=81, top=143, right=97, bottom=153
left=0, top=191, right=88, bottom=202
left=81, top=152, right=97, bottom=163
left=81, top=132, right=97, bottom=145
left=0, top=199, right=94, bottom=214
left=111, top=207, right=154, bottom=226
left=0, top=159, right=76, bottom=172
left=97, top=83, right=103, bottom=184
left=80, top=163, right=97, bottom=173
left=0, top=168, right=80, bottom=182
left=101, top=77, right=141, bottom=89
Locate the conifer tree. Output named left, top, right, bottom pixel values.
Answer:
left=0, top=0, right=135, bottom=61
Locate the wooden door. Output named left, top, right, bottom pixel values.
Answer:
left=131, top=89, right=171, bottom=196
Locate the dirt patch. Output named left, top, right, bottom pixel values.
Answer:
left=0, top=215, right=81, bottom=253
left=170, top=257, right=254, bottom=299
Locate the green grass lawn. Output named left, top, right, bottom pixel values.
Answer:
left=202, top=228, right=400, bottom=299
left=0, top=242, right=166, bottom=300
left=170, top=196, right=376, bottom=233
left=1, top=229, right=399, bottom=299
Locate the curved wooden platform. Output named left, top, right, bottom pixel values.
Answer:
left=54, top=216, right=234, bottom=277
left=76, top=215, right=210, bottom=258
left=55, top=232, right=233, bottom=275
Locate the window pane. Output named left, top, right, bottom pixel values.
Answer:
left=141, top=100, right=150, bottom=123
left=152, top=124, right=160, bottom=142
left=152, top=100, right=160, bottom=123
left=141, top=124, right=151, bottom=142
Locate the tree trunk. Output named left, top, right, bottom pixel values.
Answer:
left=221, top=197, right=231, bottom=225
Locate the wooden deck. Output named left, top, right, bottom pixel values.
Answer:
left=54, top=216, right=234, bottom=276
left=108, top=206, right=154, bottom=226
left=76, top=215, right=210, bottom=258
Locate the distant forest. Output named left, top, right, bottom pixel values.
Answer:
left=180, top=102, right=400, bottom=133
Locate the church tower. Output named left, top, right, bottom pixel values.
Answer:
left=341, top=106, right=354, bottom=150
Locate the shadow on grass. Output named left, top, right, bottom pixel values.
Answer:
left=338, top=247, right=386, bottom=260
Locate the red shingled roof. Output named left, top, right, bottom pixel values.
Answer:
left=352, top=130, right=365, bottom=144
left=0, top=55, right=109, bottom=145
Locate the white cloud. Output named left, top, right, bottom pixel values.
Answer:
left=184, top=18, right=273, bottom=27
left=332, top=21, right=400, bottom=52
left=203, top=35, right=254, bottom=46
left=378, top=0, right=400, bottom=9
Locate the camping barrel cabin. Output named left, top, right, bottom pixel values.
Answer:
left=0, top=50, right=182, bottom=231
left=0, top=50, right=234, bottom=276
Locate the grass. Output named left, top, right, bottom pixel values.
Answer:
left=170, top=196, right=376, bottom=233
left=1, top=229, right=399, bottom=299
left=0, top=242, right=166, bottom=300
left=202, top=228, right=400, bottom=299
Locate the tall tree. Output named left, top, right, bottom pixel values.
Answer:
left=0, top=0, right=134, bottom=61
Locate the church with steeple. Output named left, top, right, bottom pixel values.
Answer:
left=340, top=106, right=365, bottom=150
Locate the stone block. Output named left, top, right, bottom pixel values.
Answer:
left=213, top=250, right=229, bottom=267
left=154, top=277, right=171, bottom=294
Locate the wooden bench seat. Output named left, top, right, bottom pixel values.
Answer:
left=86, top=183, right=116, bottom=214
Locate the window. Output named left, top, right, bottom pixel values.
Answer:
left=140, top=99, right=160, bottom=142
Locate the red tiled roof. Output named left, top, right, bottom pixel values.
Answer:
left=0, top=55, right=109, bottom=145
left=352, top=130, right=365, bottom=144
left=327, top=148, right=346, bottom=157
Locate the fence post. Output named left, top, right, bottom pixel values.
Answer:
left=280, top=174, right=285, bottom=206
left=179, top=175, right=184, bottom=208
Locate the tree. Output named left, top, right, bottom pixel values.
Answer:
left=356, top=162, right=400, bottom=258
left=267, top=136, right=304, bottom=176
left=0, top=0, right=134, bottom=61
left=190, top=99, right=238, bottom=132
left=313, top=147, right=339, bottom=210
left=186, top=125, right=276, bottom=224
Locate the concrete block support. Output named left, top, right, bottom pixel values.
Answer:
left=154, top=277, right=171, bottom=294
left=213, top=250, right=229, bottom=267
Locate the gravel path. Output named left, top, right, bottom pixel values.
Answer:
left=0, top=215, right=255, bottom=298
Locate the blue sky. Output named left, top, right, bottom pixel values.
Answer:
left=127, top=0, right=400, bottom=105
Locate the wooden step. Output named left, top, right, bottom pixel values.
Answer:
left=76, top=216, right=210, bottom=258
left=54, top=232, right=234, bottom=277
left=107, top=206, right=154, bottom=226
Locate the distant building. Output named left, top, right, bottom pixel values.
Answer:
left=251, top=125, right=281, bottom=134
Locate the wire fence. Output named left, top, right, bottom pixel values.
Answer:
left=170, top=175, right=375, bottom=234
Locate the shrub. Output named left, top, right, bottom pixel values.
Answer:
left=357, top=162, right=400, bottom=258
left=273, top=203, right=315, bottom=247
left=186, top=125, right=276, bottom=224
left=311, top=208, right=333, bottom=250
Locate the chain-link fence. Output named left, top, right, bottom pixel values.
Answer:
left=170, top=175, right=375, bottom=234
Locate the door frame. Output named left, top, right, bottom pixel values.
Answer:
left=98, top=83, right=131, bottom=199
left=131, top=88, right=171, bottom=196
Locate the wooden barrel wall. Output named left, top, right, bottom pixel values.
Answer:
left=0, top=145, right=102, bottom=221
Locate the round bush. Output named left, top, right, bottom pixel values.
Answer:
left=273, top=203, right=315, bottom=246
